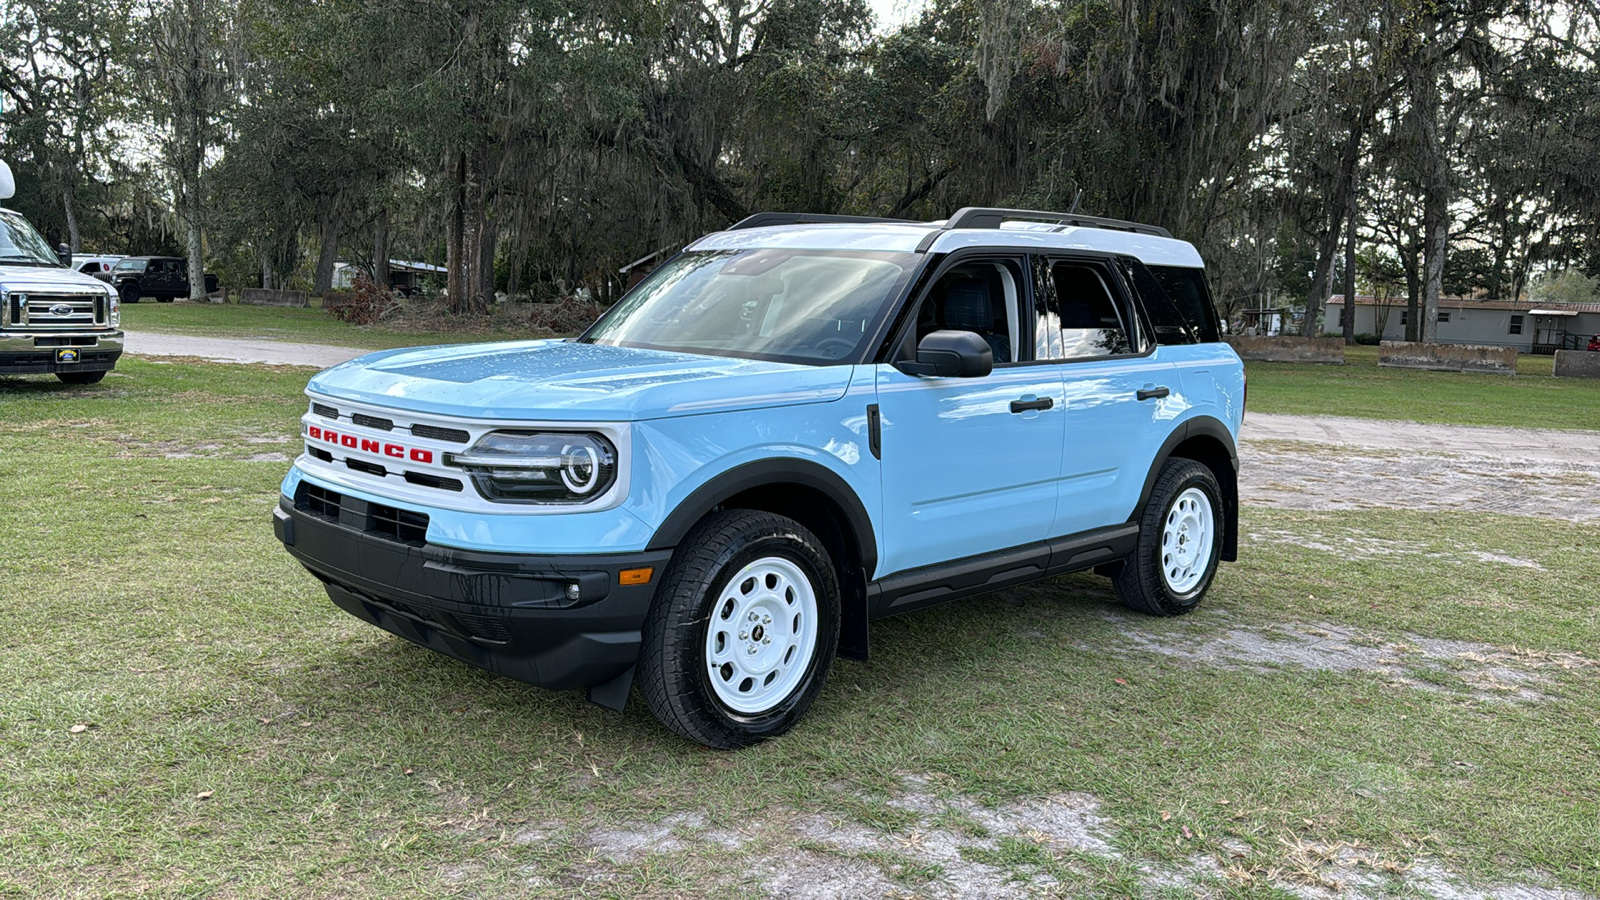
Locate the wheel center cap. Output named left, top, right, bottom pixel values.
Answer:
left=752, top=624, right=765, bottom=642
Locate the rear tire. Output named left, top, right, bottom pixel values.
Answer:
left=639, top=509, right=840, bottom=749
left=56, top=370, right=106, bottom=385
left=1113, top=458, right=1223, bottom=616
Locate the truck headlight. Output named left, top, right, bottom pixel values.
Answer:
left=447, top=431, right=618, bottom=504
left=106, top=286, right=120, bottom=327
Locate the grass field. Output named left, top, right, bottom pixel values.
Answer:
left=119, top=300, right=537, bottom=350
left=2, top=359, right=1597, bottom=898
left=1244, top=345, right=1600, bottom=431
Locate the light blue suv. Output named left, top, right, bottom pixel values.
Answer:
left=273, top=208, right=1245, bottom=748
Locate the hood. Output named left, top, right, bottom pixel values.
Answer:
left=306, top=339, right=854, bottom=422
left=0, top=263, right=112, bottom=294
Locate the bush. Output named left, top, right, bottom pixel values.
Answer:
left=1354, top=333, right=1381, bottom=345
left=325, top=274, right=394, bottom=325
left=525, top=294, right=605, bottom=335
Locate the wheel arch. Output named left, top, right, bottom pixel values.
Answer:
left=1134, top=416, right=1239, bottom=562
left=647, top=458, right=876, bottom=660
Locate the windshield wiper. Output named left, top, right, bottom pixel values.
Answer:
left=0, top=255, right=57, bottom=267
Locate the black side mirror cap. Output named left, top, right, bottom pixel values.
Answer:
left=56, top=244, right=72, bottom=267
left=894, top=329, right=994, bottom=378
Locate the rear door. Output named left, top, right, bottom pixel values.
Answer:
left=1033, top=254, right=1176, bottom=537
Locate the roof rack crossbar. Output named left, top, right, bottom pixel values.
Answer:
left=942, top=207, right=1171, bottom=238
left=728, top=212, right=926, bottom=231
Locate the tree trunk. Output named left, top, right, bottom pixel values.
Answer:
left=1401, top=239, right=1421, bottom=342
left=61, top=178, right=81, bottom=253
left=313, top=209, right=340, bottom=296
left=1420, top=207, right=1446, bottom=344
left=447, top=153, right=466, bottom=311
left=1342, top=194, right=1357, bottom=345
left=373, top=209, right=390, bottom=292
left=184, top=178, right=204, bottom=301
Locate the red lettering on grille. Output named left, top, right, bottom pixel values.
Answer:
left=384, top=444, right=404, bottom=458
left=410, top=449, right=433, bottom=464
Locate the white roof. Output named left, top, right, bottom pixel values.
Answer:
left=1528, top=308, right=1581, bottom=316
left=689, top=221, right=1204, bottom=268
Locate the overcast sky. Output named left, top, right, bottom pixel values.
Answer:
left=869, top=0, right=928, bottom=31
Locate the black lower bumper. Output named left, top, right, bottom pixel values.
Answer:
left=274, top=498, right=672, bottom=701
left=0, top=347, right=122, bottom=375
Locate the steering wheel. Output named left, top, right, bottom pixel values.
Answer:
left=812, top=337, right=858, bottom=360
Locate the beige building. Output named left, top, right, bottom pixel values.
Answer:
left=1324, top=295, right=1600, bottom=353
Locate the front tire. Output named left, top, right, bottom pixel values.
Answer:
left=639, top=510, right=841, bottom=749
left=120, top=284, right=140, bottom=304
left=1113, top=458, right=1223, bottom=616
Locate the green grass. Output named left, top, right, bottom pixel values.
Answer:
left=120, top=300, right=537, bottom=350
left=2, top=360, right=1598, bottom=897
left=1245, top=345, right=1600, bottom=431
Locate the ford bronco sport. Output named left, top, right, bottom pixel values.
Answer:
left=0, top=161, right=124, bottom=384
left=274, top=208, right=1244, bottom=749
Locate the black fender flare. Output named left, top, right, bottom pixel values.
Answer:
left=1132, top=416, right=1240, bottom=561
left=645, top=458, right=878, bottom=660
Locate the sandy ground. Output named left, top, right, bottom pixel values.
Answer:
left=1240, top=413, right=1600, bottom=523
left=123, top=331, right=368, bottom=368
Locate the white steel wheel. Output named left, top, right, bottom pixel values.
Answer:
left=704, top=556, right=819, bottom=714
left=1160, top=487, right=1215, bottom=595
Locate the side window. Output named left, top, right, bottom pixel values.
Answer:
left=1121, top=257, right=1198, bottom=345
left=1034, top=258, right=1141, bottom=361
left=1148, top=265, right=1222, bottom=343
left=915, top=260, right=1024, bottom=364
left=78, top=262, right=99, bottom=274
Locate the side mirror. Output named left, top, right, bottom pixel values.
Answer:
left=894, top=329, right=994, bottom=378
left=0, top=160, right=14, bottom=200
left=56, top=244, right=72, bottom=267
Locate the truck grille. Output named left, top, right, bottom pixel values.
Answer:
left=19, top=294, right=105, bottom=330
left=294, top=483, right=430, bottom=547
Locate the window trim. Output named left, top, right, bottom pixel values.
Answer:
left=1020, top=252, right=1157, bottom=367
left=877, top=249, right=1035, bottom=367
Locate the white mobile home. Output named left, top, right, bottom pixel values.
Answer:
left=1324, top=295, right=1600, bottom=354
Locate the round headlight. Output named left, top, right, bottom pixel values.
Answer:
left=448, top=431, right=618, bottom=504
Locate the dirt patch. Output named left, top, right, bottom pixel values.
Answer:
left=1239, top=415, right=1600, bottom=523
left=1247, top=527, right=1544, bottom=569
left=1240, top=445, right=1600, bottom=523
left=1097, top=613, right=1593, bottom=703
left=479, top=779, right=1597, bottom=900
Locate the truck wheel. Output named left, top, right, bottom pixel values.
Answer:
left=120, top=284, right=140, bottom=304
left=639, top=509, right=840, bottom=749
left=1113, top=458, right=1222, bottom=616
left=56, top=371, right=106, bottom=385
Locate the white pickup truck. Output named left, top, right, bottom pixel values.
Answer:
left=0, top=161, right=123, bottom=384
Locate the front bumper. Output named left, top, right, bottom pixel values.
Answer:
left=273, top=494, right=672, bottom=698
left=0, top=330, right=123, bottom=374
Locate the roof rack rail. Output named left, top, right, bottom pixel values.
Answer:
left=941, top=207, right=1171, bottom=238
left=727, top=212, right=926, bottom=230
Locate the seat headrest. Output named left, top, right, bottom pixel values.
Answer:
left=942, top=277, right=992, bottom=331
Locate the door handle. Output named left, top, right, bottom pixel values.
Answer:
left=1009, top=397, right=1054, bottom=414
left=1136, top=386, right=1170, bottom=401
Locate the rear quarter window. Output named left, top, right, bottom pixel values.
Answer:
left=1148, top=265, right=1222, bottom=344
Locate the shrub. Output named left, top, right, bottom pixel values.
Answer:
left=526, top=294, right=605, bottom=335
left=1354, top=333, right=1381, bottom=345
left=325, top=274, right=394, bottom=325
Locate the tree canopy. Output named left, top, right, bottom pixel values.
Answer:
left=4, top=0, right=1600, bottom=324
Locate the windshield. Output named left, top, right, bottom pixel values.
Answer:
left=0, top=209, right=63, bottom=267
left=583, top=248, right=920, bottom=364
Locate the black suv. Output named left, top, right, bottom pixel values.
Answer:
left=112, top=256, right=220, bottom=303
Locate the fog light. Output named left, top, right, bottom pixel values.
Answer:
left=565, top=583, right=581, bottom=601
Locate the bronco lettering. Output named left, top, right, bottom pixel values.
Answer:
left=305, top=424, right=434, bottom=464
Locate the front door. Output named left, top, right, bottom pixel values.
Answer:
left=874, top=257, right=1064, bottom=577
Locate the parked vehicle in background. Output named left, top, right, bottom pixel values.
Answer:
left=274, top=207, right=1244, bottom=749
left=112, top=255, right=219, bottom=303
left=0, top=161, right=123, bottom=384
left=71, top=254, right=127, bottom=283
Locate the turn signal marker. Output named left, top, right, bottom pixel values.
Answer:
left=618, top=567, right=654, bottom=586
